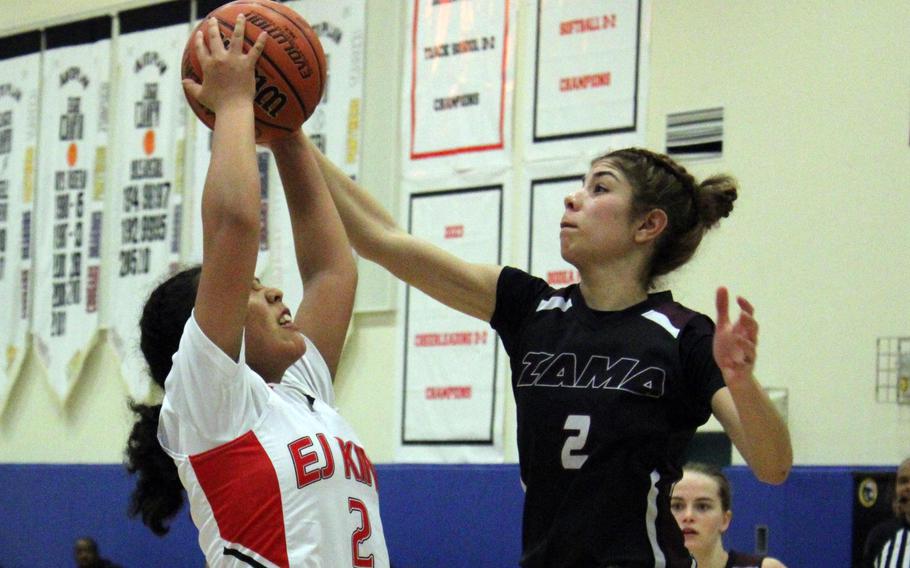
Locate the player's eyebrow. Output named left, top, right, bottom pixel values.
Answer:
left=584, top=170, right=620, bottom=185
left=591, top=170, right=619, bottom=181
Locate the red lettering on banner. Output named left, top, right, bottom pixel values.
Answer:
left=414, top=331, right=489, bottom=347
left=559, top=14, right=617, bottom=35
left=425, top=386, right=473, bottom=400
left=444, top=224, right=464, bottom=239
left=547, top=269, right=580, bottom=286
left=560, top=72, right=611, bottom=92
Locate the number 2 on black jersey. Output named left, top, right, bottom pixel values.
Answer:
left=561, top=414, right=590, bottom=469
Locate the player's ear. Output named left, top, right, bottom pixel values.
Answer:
left=720, top=510, right=732, bottom=533
left=633, top=208, right=667, bottom=244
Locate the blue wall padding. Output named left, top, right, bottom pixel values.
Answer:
left=377, top=464, right=524, bottom=567
left=0, top=463, right=202, bottom=567
left=0, top=463, right=891, bottom=567
left=725, top=466, right=859, bottom=567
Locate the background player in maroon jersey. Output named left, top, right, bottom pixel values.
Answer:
left=672, top=462, right=787, bottom=568
left=308, top=142, right=791, bottom=566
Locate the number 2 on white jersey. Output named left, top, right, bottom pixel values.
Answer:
left=561, top=414, right=591, bottom=469
left=348, top=497, right=374, bottom=567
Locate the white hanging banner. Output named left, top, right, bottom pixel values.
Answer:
left=518, top=160, right=590, bottom=287
left=402, top=0, right=516, bottom=175
left=521, top=0, right=649, bottom=161
left=185, top=123, right=208, bottom=264
left=107, top=22, right=188, bottom=401
left=33, top=29, right=111, bottom=402
left=287, top=0, right=365, bottom=178
left=186, top=125, right=272, bottom=269
left=268, top=0, right=367, bottom=308
left=185, top=12, right=271, bottom=272
left=396, top=173, right=509, bottom=462
left=0, top=42, right=40, bottom=414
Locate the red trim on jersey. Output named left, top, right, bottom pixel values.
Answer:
left=190, top=431, right=289, bottom=568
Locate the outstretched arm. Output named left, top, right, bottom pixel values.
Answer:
left=184, top=17, right=268, bottom=359
left=711, top=287, right=792, bottom=484
left=305, top=136, right=501, bottom=322
left=267, top=131, right=355, bottom=376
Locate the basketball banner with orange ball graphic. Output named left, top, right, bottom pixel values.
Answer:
left=33, top=20, right=111, bottom=403
left=107, top=14, right=188, bottom=402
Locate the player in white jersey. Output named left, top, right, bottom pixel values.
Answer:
left=125, top=17, right=389, bottom=568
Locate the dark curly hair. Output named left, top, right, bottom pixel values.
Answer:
left=124, top=265, right=200, bottom=535
left=599, top=148, right=738, bottom=288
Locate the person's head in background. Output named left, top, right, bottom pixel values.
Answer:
left=73, top=537, right=99, bottom=567
left=895, top=457, right=910, bottom=523
left=671, top=463, right=788, bottom=568
left=670, top=462, right=732, bottom=559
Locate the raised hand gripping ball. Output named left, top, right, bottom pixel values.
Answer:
left=181, top=0, right=326, bottom=143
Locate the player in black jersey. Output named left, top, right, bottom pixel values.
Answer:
left=672, top=463, right=787, bottom=568
left=309, top=144, right=792, bottom=567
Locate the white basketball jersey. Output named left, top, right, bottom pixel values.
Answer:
left=158, top=315, right=389, bottom=568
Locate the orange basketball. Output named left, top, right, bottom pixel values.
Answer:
left=181, top=0, right=326, bottom=143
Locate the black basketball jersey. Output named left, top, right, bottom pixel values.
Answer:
left=725, top=549, right=766, bottom=568
left=490, top=267, right=725, bottom=568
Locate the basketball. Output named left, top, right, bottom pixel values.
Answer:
left=181, top=0, right=326, bottom=143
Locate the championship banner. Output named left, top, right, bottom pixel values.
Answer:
left=521, top=0, right=649, bottom=161
left=519, top=161, right=590, bottom=287
left=403, top=0, right=516, bottom=175
left=268, top=0, right=367, bottom=308
left=107, top=5, right=190, bottom=401
left=0, top=33, right=40, bottom=415
left=33, top=18, right=111, bottom=402
left=397, top=175, right=509, bottom=462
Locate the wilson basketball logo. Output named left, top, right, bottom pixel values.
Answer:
left=253, top=69, right=287, bottom=118
left=244, top=12, right=315, bottom=80
left=181, top=0, right=327, bottom=143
